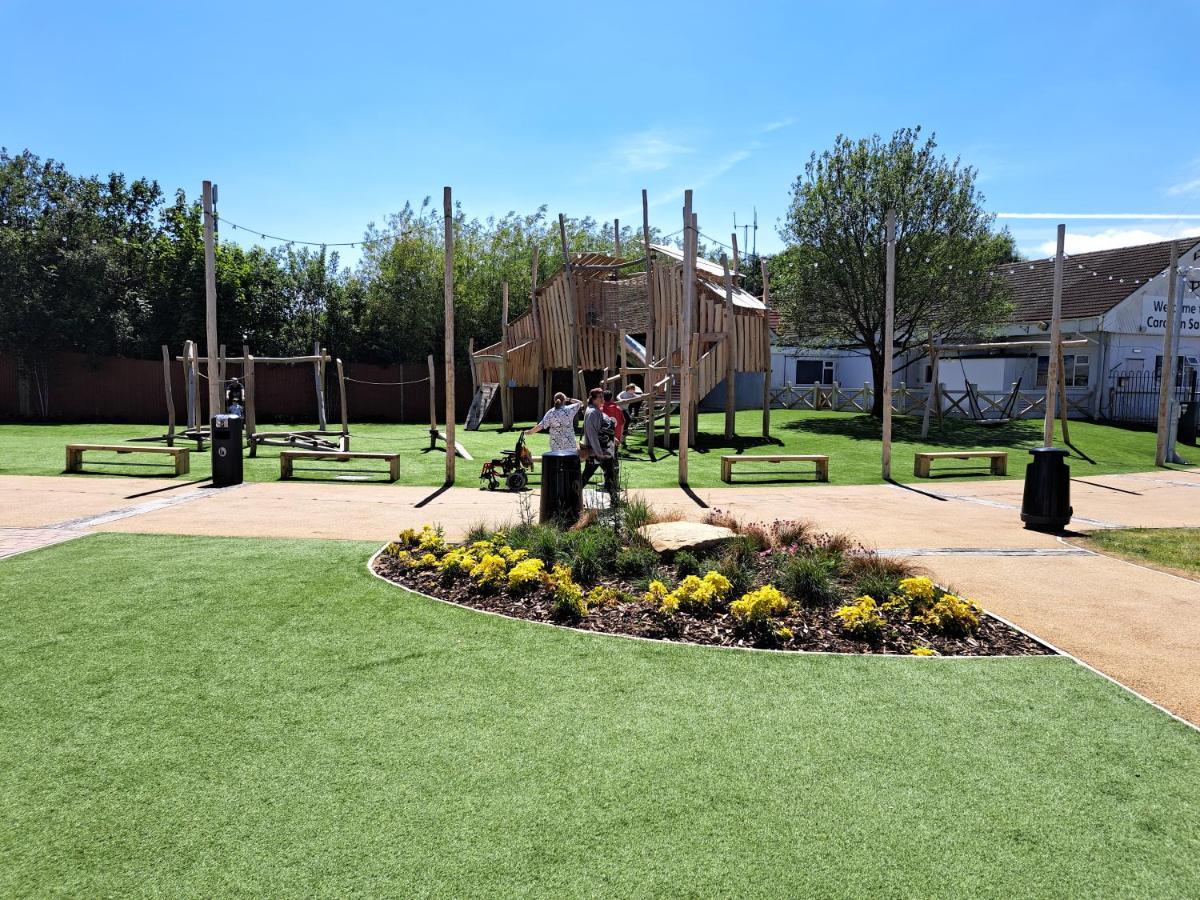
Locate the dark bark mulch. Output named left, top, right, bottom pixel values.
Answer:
left=373, top=555, right=1052, bottom=657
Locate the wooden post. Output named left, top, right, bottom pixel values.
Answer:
left=721, top=252, right=736, bottom=439
left=642, top=189, right=657, bottom=452
left=183, top=340, right=197, bottom=430
left=760, top=257, right=772, bottom=438
left=468, top=337, right=477, bottom=393
left=427, top=353, right=437, bottom=433
left=443, top=186, right=456, bottom=484
left=920, top=333, right=938, bottom=438
left=558, top=213, right=583, bottom=398
left=202, top=180, right=220, bottom=423
left=1155, top=242, right=1180, bottom=466
left=1056, top=343, right=1071, bottom=445
left=1043, top=224, right=1065, bottom=448
left=313, top=340, right=327, bottom=430
left=243, top=345, right=257, bottom=449
left=882, top=209, right=896, bottom=480
left=614, top=218, right=620, bottom=258
left=501, top=280, right=513, bottom=430
left=217, top=343, right=227, bottom=412
left=336, top=358, right=349, bottom=450
left=161, top=345, right=176, bottom=446
left=679, top=191, right=695, bottom=483
left=530, top=246, right=545, bottom=413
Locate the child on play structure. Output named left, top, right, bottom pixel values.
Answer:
left=225, top=377, right=245, bottom=418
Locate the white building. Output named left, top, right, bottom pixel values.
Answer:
left=769, top=235, right=1200, bottom=421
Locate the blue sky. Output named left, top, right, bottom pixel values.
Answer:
left=4, top=0, right=1199, bottom=263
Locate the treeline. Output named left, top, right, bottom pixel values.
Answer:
left=0, top=148, right=758, bottom=366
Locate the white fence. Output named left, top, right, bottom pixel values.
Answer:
left=769, top=382, right=1095, bottom=420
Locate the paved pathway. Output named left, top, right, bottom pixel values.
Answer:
left=1, top=470, right=1198, bottom=724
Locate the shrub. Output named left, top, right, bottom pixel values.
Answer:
left=506, top=558, right=545, bottom=593
left=898, top=576, right=937, bottom=614
left=706, top=551, right=755, bottom=599
left=586, top=585, right=620, bottom=609
left=616, top=544, right=659, bottom=578
left=674, top=550, right=702, bottom=580
left=644, top=571, right=732, bottom=616
left=914, top=593, right=981, bottom=637
left=730, top=585, right=792, bottom=624
left=834, top=595, right=885, bottom=641
left=910, top=646, right=938, bottom=656
left=778, top=552, right=840, bottom=608
left=548, top=564, right=587, bottom=621
left=739, top=523, right=771, bottom=552
left=703, top=509, right=742, bottom=532
left=469, top=554, right=508, bottom=588
left=396, top=524, right=446, bottom=554
left=436, top=548, right=478, bottom=583
left=531, top=527, right=562, bottom=565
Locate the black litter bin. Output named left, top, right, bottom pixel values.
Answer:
left=1020, top=446, right=1071, bottom=531
left=1178, top=401, right=1198, bottom=446
left=211, top=414, right=244, bottom=487
left=539, top=450, right=582, bottom=525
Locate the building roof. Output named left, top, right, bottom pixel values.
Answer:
left=1002, top=235, right=1200, bottom=323
left=649, top=243, right=766, bottom=309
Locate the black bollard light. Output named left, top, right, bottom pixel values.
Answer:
left=539, top=450, right=582, bottom=525
left=1020, top=446, right=1071, bottom=531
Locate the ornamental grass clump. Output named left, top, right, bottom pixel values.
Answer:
left=778, top=552, right=840, bottom=608
left=616, top=544, right=659, bottom=578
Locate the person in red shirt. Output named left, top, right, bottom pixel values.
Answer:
left=601, top=390, right=625, bottom=445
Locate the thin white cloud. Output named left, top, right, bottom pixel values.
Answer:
left=762, top=118, right=797, bottom=133
left=1029, top=225, right=1198, bottom=257
left=614, top=132, right=693, bottom=172
left=1166, top=177, right=1200, bottom=197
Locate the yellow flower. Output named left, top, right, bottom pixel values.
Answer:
left=834, top=595, right=885, bottom=638
left=469, top=553, right=508, bottom=587
left=507, top=558, right=545, bottom=591
left=910, top=646, right=937, bottom=656
left=730, top=585, right=792, bottom=623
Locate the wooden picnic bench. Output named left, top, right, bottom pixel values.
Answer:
left=65, top=443, right=190, bottom=476
left=913, top=450, right=1007, bottom=478
left=721, top=454, right=829, bottom=483
left=279, top=450, right=400, bottom=482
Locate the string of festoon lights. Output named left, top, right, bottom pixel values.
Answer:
left=793, top=241, right=1200, bottom=286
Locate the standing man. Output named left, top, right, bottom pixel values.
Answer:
left=581, top=387, right=618, bottom=497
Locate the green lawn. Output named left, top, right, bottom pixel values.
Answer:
left=1080, top=528, right=1200, bottom=577
left=0, top=410, right=1173, bottom=488
left=1, top=534, right=1198, bottom=896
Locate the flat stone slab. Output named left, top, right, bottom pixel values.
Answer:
left=637, top=521, right=737, bottom=555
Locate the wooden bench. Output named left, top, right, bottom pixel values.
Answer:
left=721, top=454, right=829, bottom=483
left=279, top=450, right=399, bottom=482
left=913, top=450, right=1007, bottom=478
left=65, top=444, right=190, bottom=476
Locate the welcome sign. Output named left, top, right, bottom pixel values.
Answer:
left=1143, top=295, right=1200, bottom=334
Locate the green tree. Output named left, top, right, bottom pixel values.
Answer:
left=777, top=127, right=1017, bottom=416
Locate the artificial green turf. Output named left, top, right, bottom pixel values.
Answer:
left=1, top=534, right=1198, bottom=897
left=0, top=410, right=1172, bottom=488
left=1081, top=527, right=1200, bottom=576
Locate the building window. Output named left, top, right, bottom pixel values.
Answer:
left=1037, top=354, right=1090, bottom=388
left=795, top=359, right=834, bottom=385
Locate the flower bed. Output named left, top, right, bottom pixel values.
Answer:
left=372, top=518, right=1051, bottom=657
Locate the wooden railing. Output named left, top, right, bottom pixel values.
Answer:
left=768, top=382, right=1095, bottom=420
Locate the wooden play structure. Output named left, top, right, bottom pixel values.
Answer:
left=469, top=191, right=771, bottom=481
left=134, top=339, right=351, bottom=455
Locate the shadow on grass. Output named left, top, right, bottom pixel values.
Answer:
left=781, top=414, right=1042, bottom=449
